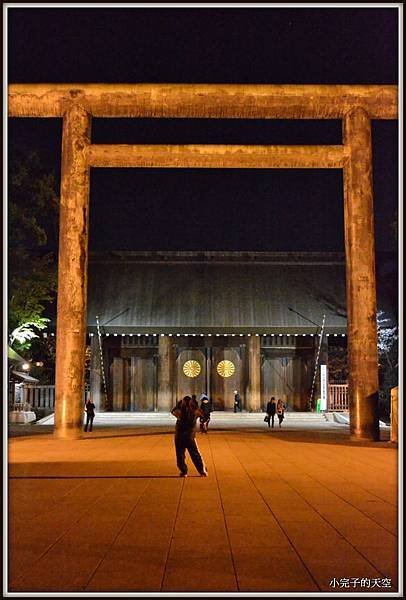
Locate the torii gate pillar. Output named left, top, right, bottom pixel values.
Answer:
left=343, top=108, right=380, bottom=440
left=54, top=105, right=91, bottom=439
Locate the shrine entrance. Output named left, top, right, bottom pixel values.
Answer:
left=8, top=83, right=398, bottom=440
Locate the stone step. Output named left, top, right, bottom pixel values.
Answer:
left=37, top=411, right=328, bottom=425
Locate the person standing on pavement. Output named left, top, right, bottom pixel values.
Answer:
left=234, top=390, right=242, bottom=413
left=276, top=398, right=285, bottom=428
left=171, top=395, right=208, bottom=477
left=84, top=397, right=96, bottom=432
left=199, top=393, right=212, bottom=433
left=266, top=396, right=277, bottom=428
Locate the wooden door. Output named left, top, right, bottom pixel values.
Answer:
left=111, top=357, right=130, bottom=411
left=176, top=349, right=206, bottom=403
left=130, top=356, right=156, bottom=411
left=211, top=348, right=242, bottom=410
left=262, top=355, right=310, bottom=411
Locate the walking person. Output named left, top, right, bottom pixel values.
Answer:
left=234, top=390, right=242, bottom=413
left=266, top=396, right=277, bottom=428
left=276, top=398, right=285, bottom=428
left=171, top=395, right=208, bottom=477
left=84, top=397, right=96, bottom=432
left=199, top=393, right=211, bottom=433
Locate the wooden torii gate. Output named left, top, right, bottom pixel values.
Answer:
left=8, top=83, right=398, bottom=440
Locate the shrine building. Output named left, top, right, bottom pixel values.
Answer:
left=86, top=251, right=348, bottom=412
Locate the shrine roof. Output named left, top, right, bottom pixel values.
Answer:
left=87, top=251, right=348, bottom=334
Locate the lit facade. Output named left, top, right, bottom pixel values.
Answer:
left=87, top=251, right=348, bottom=412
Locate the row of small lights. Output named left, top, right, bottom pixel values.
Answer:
left=84, top=332, right=346, bottom=337
left=44, top=332, right=346, bottom=337
left=43, top=332, right=346, bottom=337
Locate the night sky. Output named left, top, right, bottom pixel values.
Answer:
left=8, top=6, right=398, bottom=252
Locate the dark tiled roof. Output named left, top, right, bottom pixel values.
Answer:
left=87, top=252, right=347, bottom=333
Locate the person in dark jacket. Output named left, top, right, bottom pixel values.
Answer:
left=234, top=390, right=242, bottom=413
left=84, top=397, right=96, bottom=432
left=199, top=393, right=212, bottom=433
left=171, top=396, right=208, bottom=477
left=266, top=396, right=277, bottom=428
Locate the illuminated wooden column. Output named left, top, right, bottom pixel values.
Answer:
left=390, top=386, right=398, bottom=443
left=158, top=336, right=174, bottom=411
left=54, top=104, right=91, bottom=439
left=205, top=346, right=212, bottom=401
left=247, top=336, right=261, bottom=412
left=343, top=107, right=379, bottom=441
left=112, top=357, right=125, bottom=411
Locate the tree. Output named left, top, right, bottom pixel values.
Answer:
left=327, top=343, right=348, bottom=382
left=377, top=309, right=398, bottom=419
left=8, top=148, right=59, bottom=357
left=29, top=335, right=57, bottom=385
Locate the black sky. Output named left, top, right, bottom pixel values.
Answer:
left=8, top=6, right=399, bottom=252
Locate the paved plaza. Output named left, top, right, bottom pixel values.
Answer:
left=7, top=418, right=399, bottom=595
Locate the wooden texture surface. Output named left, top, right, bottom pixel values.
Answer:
left=8, top=83, right=397, bottom=119
left=343, top=108, right=379, bottom=440
left=54, top=105, right=91, bottom=439
left=87, top=144, right=348, bottom=169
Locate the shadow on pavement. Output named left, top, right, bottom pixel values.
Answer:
left=8, top=424, right=392, bottom=448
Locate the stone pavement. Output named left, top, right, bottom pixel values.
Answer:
left=7, top=423, right=399, bottom=595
